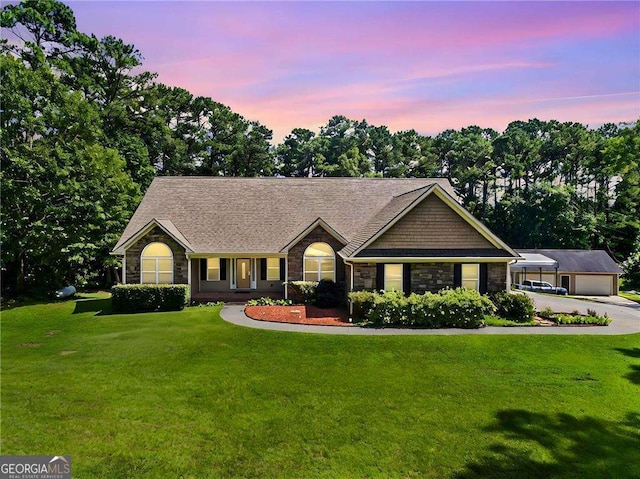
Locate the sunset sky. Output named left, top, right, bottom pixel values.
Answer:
left=68, top=1, right=640, bottom=142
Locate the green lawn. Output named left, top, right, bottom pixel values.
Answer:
left=620, top=291, right=640, bottom=304
left=2, top=294, right=639, bottom=479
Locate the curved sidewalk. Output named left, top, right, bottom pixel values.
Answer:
left=220, top=305, right=640, bottom=336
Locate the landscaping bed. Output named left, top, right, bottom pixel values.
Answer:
left=244, top=304, right=350, bottom=326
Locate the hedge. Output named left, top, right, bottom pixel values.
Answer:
left=349, top=288, right=495, bottom=329
left=111, top=284, right=190, bottom=313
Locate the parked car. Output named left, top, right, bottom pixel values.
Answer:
left=515, top=280, right=568, bottom=295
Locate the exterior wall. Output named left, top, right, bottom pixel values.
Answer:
left=287, top=226, right=346, bottom=285
left=369, top=194, right=495, bottom=249
left=353, top=261, right=508, bottom=294
left=410, top=263, right=454, bottom=293
left=192, top=258, right=283, bottom=293
left=352, top=263, right=377, bottom=291
left=193, top=258, right=231, bottom=292
left=487, top=263, right=507, bottom=292
left=125, top=226, right=188, bottom=284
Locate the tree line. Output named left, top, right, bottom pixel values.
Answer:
left=2, top=0, right=639, bottom=296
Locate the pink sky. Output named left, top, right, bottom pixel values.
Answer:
left=68, top=1, right=640, bottom=142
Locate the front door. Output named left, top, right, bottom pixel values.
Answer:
left=561, top=275, right=570, bottom=291
left=237, top=259, right=251, bottom=289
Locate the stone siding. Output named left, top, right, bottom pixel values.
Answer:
left=487, top=263, right=507, bottom=292
left=125, top=226, right=189, bottom=284
left=410, top=263, right=455, bottom=293
left=287, top=226, right=346, bottom=285
left=352, top=264, right=377, bottom=290
left=352, top=261, right=508, bottom=294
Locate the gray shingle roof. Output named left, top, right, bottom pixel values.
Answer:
left=516, top=249, right=623, bottom=274
left=113, top=177, right=457, bottom=255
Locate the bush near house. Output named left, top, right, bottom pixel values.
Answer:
left=111, top=284, right=190, bottom=313
left=350, top=288, right=495, bottom=329
left=490, top=291, right=535, bottom=323
left=286, top=280, right=343, bottom=308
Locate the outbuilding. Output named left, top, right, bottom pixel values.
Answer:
left=512, top=249, right=623, bottom=296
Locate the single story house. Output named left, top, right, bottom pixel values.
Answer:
left=111, top=177, right=520, bottom=301
left=511, top=249, right=623, bottom=296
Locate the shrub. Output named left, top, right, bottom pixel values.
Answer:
left=111, top=284, right=190, bottom=313
left=192, top=301, right=225, bottom=307
left=286, top=281, right=318, bottom=304
left=315, top=279, right=344, bottom=308
left=539, top=306, right=555, bottom=319
left=349, top=288, right=494, bottom=329
left=287, top=280, right=344, bottom=308
left=491, top=292, right=535, bottom=323
left=552, top=313, right=611, bottom=326
left=431, top=288, right=495, bottom=328
left=246, top=297, right=293, bottom=306
left=369, top=290, right=409, bottom=326
left=348, top=290, right=377, bottom=321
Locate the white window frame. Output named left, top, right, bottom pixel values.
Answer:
left=384, top=264, right=403, bottom=291
left=266, top=258, right=280, bottom=281
left=140, top=242, right=173, bottom=284
left=303, top=242, right=335, bottom=282
left=207, top=258, right=220, bottom=281
left=462, top=263, right=479, bottom=291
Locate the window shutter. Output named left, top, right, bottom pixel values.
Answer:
left=200, top=259, right=207, bottom=281
left=220, top=258, right=227, bottom=281
left=479, top=263, right=488, bottom=294
left=376, top=263, right=385, bottom=291
left=280, top=258, right=286, bottom=281
left=260, top=258, right=267, bottom=281
left=403, top=264, right=411, bottom=296
left=453, top=264, right=462, bottom=288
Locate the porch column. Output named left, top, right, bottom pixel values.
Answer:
left=284, top=257, right=289, bottom=299
left=122, top=254, right=127, bottom=284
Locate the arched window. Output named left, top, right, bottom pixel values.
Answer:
left=303, top=242, right=335, bottom=282
left=141, top=242, right=173, bottom=284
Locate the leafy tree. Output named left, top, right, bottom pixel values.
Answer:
left=1, top=54, right=138, bottom=294
left=621, top=235, right=640, bottom=289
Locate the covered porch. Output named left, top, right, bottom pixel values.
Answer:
left=189, top=256, right=287, bottom=300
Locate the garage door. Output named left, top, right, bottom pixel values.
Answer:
left=574, top=275, right=612, bottom=296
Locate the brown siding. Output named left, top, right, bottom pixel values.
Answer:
left=287, top=226, right=346, bottom=285
left=369, top=194, right=495, bottom=249
left=125, top=226, right=188, bottom=284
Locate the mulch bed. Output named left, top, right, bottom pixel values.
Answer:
left=244, top=305, right=352, bottom=327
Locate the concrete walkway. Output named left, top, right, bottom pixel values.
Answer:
left=220, top=300, right=640, bottom=336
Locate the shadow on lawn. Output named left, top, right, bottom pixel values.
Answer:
left=615, top=348, right=640, bottom=385
left=454, top=410, right=640, bottom=479
left=72, top=298, right=112, bottom=316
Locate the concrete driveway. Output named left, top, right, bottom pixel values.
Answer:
left=523, top=292, right=639, bottom=334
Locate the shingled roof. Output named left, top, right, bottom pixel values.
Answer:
left=113, top=177, right=458, bottom=255
left=515, top=249, right=623, bottom=274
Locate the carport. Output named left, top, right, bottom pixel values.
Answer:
left=514, top=249, right=623, bottom=296
left=511, top=253, right=558, bottom=286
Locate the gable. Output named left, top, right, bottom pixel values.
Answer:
left=368, top=194, right=496, bottom=250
